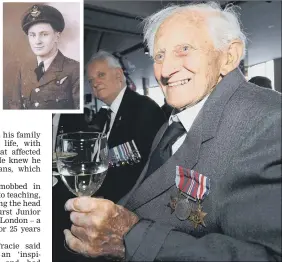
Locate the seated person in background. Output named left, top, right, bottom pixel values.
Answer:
left=64, top=2, right=281, bottom=261
left=87, top=50, right=166, bottom=203
left=249, top=76, right=272, bottom=89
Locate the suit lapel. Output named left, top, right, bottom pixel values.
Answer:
left=126, top=112, right=203, bottom=210
left=28, top=65, right=39, bottom=86
left=125, top=68, right=246, bottom=210
left=108, top=88, right=132, bottom=147
left=108, top=111, right=122, bottom=145
left=25, top=58, right=39, bottom=88
left=108, top=110, right=123, bottom=148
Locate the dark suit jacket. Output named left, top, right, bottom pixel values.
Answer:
left=96, top=87, right=167, bottom=203
left=119, top=69, right=282, bottom=261
left=8, top=51, right=79, bottom=110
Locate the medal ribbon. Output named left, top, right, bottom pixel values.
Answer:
left=109, top=140, right=141, bottom=166
left=175, top=166, right=210, bottom=201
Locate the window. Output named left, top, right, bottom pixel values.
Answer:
left=147, top=86, right=165, bottom=106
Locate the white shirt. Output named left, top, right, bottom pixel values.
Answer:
left=107, top=86, right=127, bottom=136
left=170, top=96, right=209, bottom=154
left=37, top=50, right=58, bottom=72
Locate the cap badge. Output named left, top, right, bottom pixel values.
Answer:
left=30, top=6, right=41, bottom=18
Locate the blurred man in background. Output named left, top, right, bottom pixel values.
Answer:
left=249, top=76, right=273, bottom=89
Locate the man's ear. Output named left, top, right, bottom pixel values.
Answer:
left=220, top=40, right=244, bottom=76
left=115, top=68, right=124, bottom=82
left=55, top=32, right=61, bottom=43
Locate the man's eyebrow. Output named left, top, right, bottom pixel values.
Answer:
left=29, top=30, right=51, bottom=34
left=154, top=48, right=166, bottom=54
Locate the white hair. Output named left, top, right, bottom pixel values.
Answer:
left=87, top=50, right=126, bottom=82
left=143, top=1, right=247, bottom=60
left=88, top=50, right=123, bottom=69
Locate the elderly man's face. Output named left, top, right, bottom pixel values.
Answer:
left=153, top=12, right=223, bottom=109
left=87, top=60, right=122, bottom=105
left=28, top=23, right=60, bottom=59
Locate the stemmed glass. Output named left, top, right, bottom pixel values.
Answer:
left=55, top=132, right=109, bottom=197
left=52, top=157, right=58, bottom=186
left=54, top=131, right=109, bottom=254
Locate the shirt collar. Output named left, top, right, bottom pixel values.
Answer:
left=110, top=86, right=127, bottom=114
left=169, top=95, right=209, bottom=132
left=37, top=50, right=58, bottom=71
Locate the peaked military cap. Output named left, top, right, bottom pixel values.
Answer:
left=21, top=5, right=65, bottom=34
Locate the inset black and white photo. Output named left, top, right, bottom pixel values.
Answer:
left=3, top=2, right=81, bottom=110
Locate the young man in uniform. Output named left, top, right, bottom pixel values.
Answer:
left=9, top=4, right=80, bottom=109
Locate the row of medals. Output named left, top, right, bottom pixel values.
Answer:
left=168, top=190, right=207, bottom=229
left=109, top=151, right=141, bottom=167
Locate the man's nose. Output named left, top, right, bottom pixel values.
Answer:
left=90, top=78, right=99, bottom=87
left=161, top=52, right=182, bottom=78
left=34, top=35, right=42, bottom=44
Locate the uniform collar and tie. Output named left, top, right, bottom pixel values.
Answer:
left=37, top=50, right=58, bottom=71
left=169, top=95, right=209, bottom=132
left=144, top=95, right=209, bottom=179
left=169, top=95, right=209, bottom=154
left=34, top=61, right=45, bottom=81
left=35, top=50, right=58, bottom=81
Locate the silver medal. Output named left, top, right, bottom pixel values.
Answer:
left=175, top=198, right=192, bottom=220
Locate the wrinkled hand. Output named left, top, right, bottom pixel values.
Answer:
left=64, top=197, right=139, bottom=260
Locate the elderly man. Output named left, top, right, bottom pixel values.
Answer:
left=64, top=2, right=281, bottom=261
left=8, top=4, right=79, bottom=109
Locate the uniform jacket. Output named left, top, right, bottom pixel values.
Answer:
left=9, top=51, right=79, bottom=110
left=119, top=68, right=282, bottom=261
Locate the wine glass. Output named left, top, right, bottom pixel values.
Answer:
left=52, top=118, right=60, bottom=187
left=55, top=132, right=109, bottom=197
left=52, top=152, right=59, bottom=186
